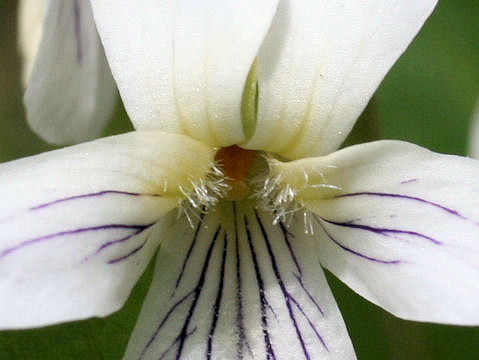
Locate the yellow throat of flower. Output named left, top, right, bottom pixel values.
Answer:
left=215, top=145, right=258, bottom=200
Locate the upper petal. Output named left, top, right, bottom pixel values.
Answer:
left=124, top=201, right=355, bottom=360
left=22, top=0, right=117, bottom=145
left=270, top=140, right=479, bottom=324
left=242, top=0, right=437, bottom=159
left=0, top=131, right=215, bottom=329
left=90, top=0, right=279, bottom=147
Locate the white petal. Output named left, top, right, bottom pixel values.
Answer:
left=124, top=201, right=355, bottom=360
left=18, top=0, right=47, bottom=86
left=23, top=0, right=117, bottom=145
left=271, top=140, right=479, bottom=324
left=0, top=131, right=215, bottom=329
left=90, top=0, right=278, bottom=147
left=469, top=97, right=479, bottom=158
left=242, top=0, right=438, bottom=159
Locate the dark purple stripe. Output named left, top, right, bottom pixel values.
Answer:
left=107, top=240, right=147, bottom=264
left=0, top=224, right=149, bottom=259
left=107, top=227, right=156, bottom=264
left=139, top=227, right=220, bottom=360
left=288, top=294, right=328, bottom=350
left=255, top=211, right=326, bottom=358
left=400, top=178, right=418, bottom=184
left=29, top=190, right=158, bottom=211
left=158, top=337, right=182, bottom=360
left=157, top=327, right=197, bottom=360
left=233, top=203, right=247, bottom=360
left=265, top=299, right=279, bottom=321
left=335, top=191, right=468, bottom=221
left=174, top=210, right=206, bottom=291
left=315, top=218, right=401, bottom=265
left=244, top=215, right=276, bottom=360
left=72, top=0, right=82, bottom=63
left=99, top=229, right=145, bottom=252
left=138, top=290, right=195, bottom=360
left=319, top=217, right=441, bottom=245
left=294, top=274, right=324, bottom=317
left=279, top=221, right=302, bottom=276
left=82, top=222, right=155, bottom=263
left=82, top=229, right=144, bottom=263
left=206, top=233, right=227, bottom=359
left=174, top=227, right=221, bottom=360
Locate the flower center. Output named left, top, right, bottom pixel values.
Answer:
left=215, top=145, right=258, bottom=200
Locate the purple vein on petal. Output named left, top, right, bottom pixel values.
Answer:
left=174, top=210, right=206, bottom=292
left=280, top=220, right=325, bottom=319
left=107, top=229, right=155, bottom=265
left=232, top=203, right=250, bottom=360
left=157, top=327, right=197, bottom=360
left=294, top=274, right=324, bottom=316
left=139, top=226, right=221, bottom=360
left=0, top=191, right=161, bottom=226
left=319, top=217, right=441, bottom=245
left=206, top=233, right=227, bottom=360
left=265, top=298, right=279, bottom=322
left=400, top=178, right=418, bottom=185
left=255, top=211, right=328, bottom=357
left=82, top=224, right=155, bottom=263
left=244, top=215, right=277, bottom=360
left=288, top=294, right=328, bottom=351
left=138, top=290, right=195, bottom=360
left=0, top=224, right=151, bottom=259
left=334, top=191, right=469, bottom=221
left=279, top=221, right=302, bottom=276
left=174, top=227, right=221, bottom=360
left=314, top=216, right=401, bottom=265
left=29, top=190, right=161, bottom=211
left=107, top=241, right=145, bottom=264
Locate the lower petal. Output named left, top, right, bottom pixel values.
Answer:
left=124, top=201, right=355, bottom=360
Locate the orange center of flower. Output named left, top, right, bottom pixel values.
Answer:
left=215, top=145, right=258, bottom=200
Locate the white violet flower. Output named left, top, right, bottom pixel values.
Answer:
left=8, top=0, right=479, bottom=359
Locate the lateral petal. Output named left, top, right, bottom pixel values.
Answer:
left=0, top=131, right=215, bottom=328
left=270, top=140, right=479, bottom=324
left=124, top=201, right=355, bottom=360
left=90, top=0, right=279, bottom=147
left=23, top=0, right=117, bottom=144
left=243, top=0, right=437, bottom=159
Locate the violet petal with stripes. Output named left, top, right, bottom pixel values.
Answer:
left=123, top=201, right=355, bottom=360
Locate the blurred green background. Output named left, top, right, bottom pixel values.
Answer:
left=1, top=0, right=479, bottom=359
